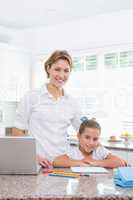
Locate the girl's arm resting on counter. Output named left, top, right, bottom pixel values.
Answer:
left=53, top=155, right=86, bottom=167
left=84, top=153, right=127, bottom=168
left=12, top=127, right=26, bottom=136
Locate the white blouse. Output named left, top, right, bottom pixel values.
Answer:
left=14, top=84, right=82, bottom=160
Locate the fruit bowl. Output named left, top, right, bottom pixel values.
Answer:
left=120, top=132, right=133, bottom=143
left=108, top=139, right=122, bottom=143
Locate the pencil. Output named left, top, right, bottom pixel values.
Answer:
left=49, top=174, right=77, bottom=178
left=49, top=171, right=80, bottom=176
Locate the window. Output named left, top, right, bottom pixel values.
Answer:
left=104, top=53, right=118, bottom=69
left=73, top=55, right=97, bottom=71
left=85, top=55, right=97, bottom=70
left=104, top=51, right=133, bottom=69
left=73, top=56, right=84, bottom=71
left=120, top=51, right=133, bottom=68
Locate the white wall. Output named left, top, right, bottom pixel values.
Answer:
left=19, top=10, right=133, bottom=54
left=1, top=10, right=133, bottom=55
left=1, top=10, right=133, bottom=137
left=18, top=10, right=133, bottom=139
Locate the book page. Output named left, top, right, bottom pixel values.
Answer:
left=71, top=166, right=109, bottom=173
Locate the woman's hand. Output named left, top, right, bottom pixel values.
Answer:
left=37, top=155, right=53, bottom=168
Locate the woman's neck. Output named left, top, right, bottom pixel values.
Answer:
left=47, top=83, right=64, bottom=99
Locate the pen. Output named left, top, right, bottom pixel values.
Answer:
left=49, top=174, right=77, bottom=178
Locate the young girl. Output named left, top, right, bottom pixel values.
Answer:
left=53, top=120, right=127, bottom=168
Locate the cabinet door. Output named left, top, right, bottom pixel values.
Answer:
left=0, top=49, right=30, bottom=101
left=127, top=152, right=133, bottom=164
left=110, top=149, right=128, bottom=161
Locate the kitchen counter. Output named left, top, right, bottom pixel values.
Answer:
left=0, top=169, right=133, bottom=200
left=69, top=138, right=133, bottom=151
left=102, top=141, right=133, bottom=151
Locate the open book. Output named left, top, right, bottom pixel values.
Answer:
left=71, top=166, right=109, bottom=174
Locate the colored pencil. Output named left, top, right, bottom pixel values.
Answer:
left=49, top=171, right=80, bottom=176
left=49, top=174, right=77, bottom=178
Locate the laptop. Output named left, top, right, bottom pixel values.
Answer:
left=0, top=136, right=40, bottom=175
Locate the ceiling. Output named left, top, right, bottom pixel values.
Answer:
left=0, top=0, right=133, bottom=30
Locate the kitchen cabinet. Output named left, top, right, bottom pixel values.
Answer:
left=127, top=151, right=133, bottom=163
left=0, top=47, right=31, bottom=101
left=109, top=149, right=128, bottom=161
left=107, top=148, right=133, bottom=164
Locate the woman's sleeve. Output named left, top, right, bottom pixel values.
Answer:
left=66, top=145, right=74, bottom=159
left=94, top=146, right=110, bottom=160
left=71, top=99, right=82, bottom=132
left=14, top=93, right=31, bottom=130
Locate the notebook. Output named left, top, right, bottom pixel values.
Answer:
left=114, top=176, right=133, bottom=188
left=71, top=166, right=109, bottom=174
left=117, top=167, right=133, bottom=184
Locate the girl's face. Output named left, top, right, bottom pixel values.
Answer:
left=78, top=127, right=100, bottom=153
left=47, top=59, right=71, bottom=88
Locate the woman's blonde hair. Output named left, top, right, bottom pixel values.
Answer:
left=44, top=50, right=73, bottom=77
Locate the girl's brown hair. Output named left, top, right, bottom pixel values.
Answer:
left=79, top=120, right=101, bottom=135
left=44, top=50, right=73, bottom=77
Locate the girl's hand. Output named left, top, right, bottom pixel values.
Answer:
left=84, top=156, right=128, bottom=168
left=83, top=158, right=93, bottom=165
left=80, top=161, right=90, bottom=167
left=115, top=158, right=127, bottom=167
left=37, top=155, right=53, bottom=168
left=83, top=158, right=98, bottom=166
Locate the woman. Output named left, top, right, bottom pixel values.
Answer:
left=12, top=50, right=82, bottom=168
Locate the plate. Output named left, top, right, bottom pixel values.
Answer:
left=120, top=135, right=133, bottom=139
left=108, top=139, right=122, bottom=143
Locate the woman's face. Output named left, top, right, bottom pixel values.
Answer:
left=47, top=59, right=71, bottom=88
